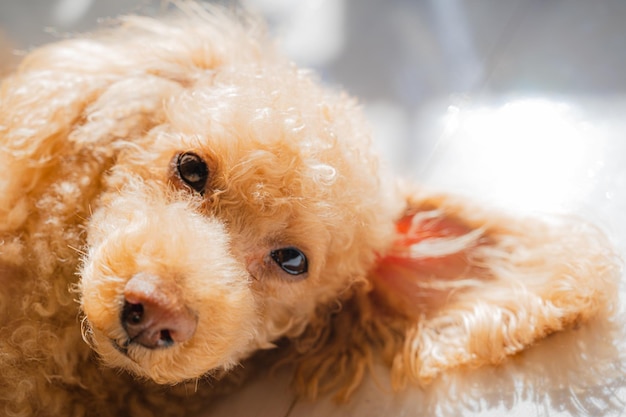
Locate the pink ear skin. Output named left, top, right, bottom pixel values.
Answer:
left=286, top=192, right=619, bottom=401
left=372, top=205, right=490, bottom=316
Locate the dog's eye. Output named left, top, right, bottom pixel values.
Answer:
left=270, top=247, right=308, bottom=276
left=176, top=152, right=209, bottom=193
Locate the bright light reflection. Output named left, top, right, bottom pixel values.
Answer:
left=243, top=0, right=345, bottom=67
left=436, top=98, right=604, bottom=212
left=51, top=0, right=94, bottom=26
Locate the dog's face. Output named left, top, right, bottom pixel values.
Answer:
left=78, top=66, right=400, bottom=383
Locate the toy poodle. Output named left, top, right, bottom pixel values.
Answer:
left=0, top=4, right=619, bottom=416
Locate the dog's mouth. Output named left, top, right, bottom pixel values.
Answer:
left=110, top=328, right=177, bottom=358
left=111, top=338, right=131, bottom=356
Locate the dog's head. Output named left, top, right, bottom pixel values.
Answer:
left=75, top=16, right=402, bottom=383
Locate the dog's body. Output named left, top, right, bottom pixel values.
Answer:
left=0, top=5, right=619, bottom=416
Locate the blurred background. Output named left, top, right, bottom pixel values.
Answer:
left=1, top=1, right=625, bottom=416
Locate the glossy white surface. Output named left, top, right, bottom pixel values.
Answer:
left=2, top=1, right=625, bottom=416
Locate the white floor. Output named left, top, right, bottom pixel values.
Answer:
left=2, top=1, right=626, bottom=416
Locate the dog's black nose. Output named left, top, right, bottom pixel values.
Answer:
left=121, top=273, right=197, bottom=349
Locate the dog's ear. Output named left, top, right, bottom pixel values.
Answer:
left=288, top=189, right=619, bottom=400
left=0, top=38, right=183, bottom=234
